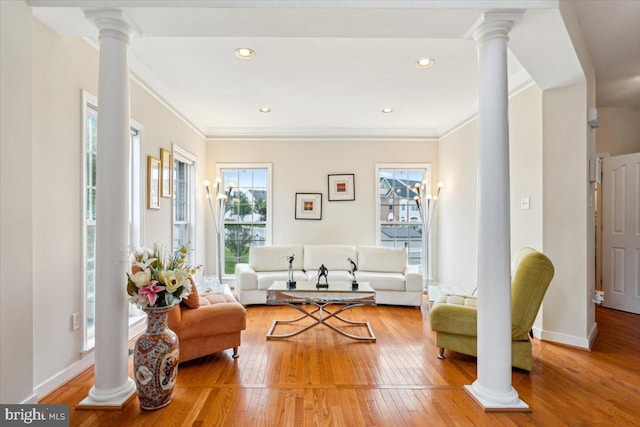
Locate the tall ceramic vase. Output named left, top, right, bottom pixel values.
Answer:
left=134, top=305, right=179, bottom=410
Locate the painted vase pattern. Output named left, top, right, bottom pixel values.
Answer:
left=134, top=305, right=179, bottom=410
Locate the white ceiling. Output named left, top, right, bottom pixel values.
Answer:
left=29, top=1, right=640, bottom=139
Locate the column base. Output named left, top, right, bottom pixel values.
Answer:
left=464, top=383, right=530, bottom=413
left=77, top=378, right=136, bottom=411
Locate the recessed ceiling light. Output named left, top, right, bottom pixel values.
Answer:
left=416, top=57, right=435, bottom=68
left=259, top=107, right=271, bottom=113
left=382, top=108, right=393, bottom=114
left=235, top=48, right=255, bottom=59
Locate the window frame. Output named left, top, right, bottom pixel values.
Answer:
left=81, top=90, right=144, bottom=352
left=216, top=163, right=272, bottom=278
left=375, top=163, right=432, bottom=268
left=172, top=145, right=197, bottom=263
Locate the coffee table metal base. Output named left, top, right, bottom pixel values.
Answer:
left=266, top=302, right=376, bottom=342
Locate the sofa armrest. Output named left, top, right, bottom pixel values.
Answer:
left=430, top=302, right=477, bottom=337
left=167, top=304, right=182, bottom=333
left=404, top=264, right=423, bottom=292
left=234, top=263, right=258, bottom=291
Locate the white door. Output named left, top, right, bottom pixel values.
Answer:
left=602, top=152, right=640, bottom=314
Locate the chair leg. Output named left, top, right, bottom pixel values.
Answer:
left=437, top=348, right=445, bottom=360
left=232, top=346, right=239, bottom=359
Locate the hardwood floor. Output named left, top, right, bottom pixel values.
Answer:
left=40, top=297, right=640, bottom=426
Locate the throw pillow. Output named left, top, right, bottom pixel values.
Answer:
left=182, top=276, right=200, bottom=309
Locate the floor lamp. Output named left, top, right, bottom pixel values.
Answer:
left=413, top=182, right=443, bottom=291
left=204, top=178, right=232, bottom=284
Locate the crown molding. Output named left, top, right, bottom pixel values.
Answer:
left=203, top=127, right=440, bottom=141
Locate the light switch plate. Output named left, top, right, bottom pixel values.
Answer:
left=520, top=197, right=530, bottom=210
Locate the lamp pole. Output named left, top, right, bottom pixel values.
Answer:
left=414, top=182, right=442, bottom=290
left=204, top=178, right=231, bottom=284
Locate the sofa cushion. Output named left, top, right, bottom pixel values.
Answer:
left=250, top=245, right=303, bottom=272
left=257, top=271, right=306, bottom=290
left=357, top=246, right=406, bottom=273
left=357, top=272, right=405, bottom=291
left=305, top=270, right=352, bottom=283
left=178, top=295, right=246, bottom=341
left=304, top=245, right=356, bottom=271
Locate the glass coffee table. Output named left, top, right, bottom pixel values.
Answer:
left=266, top=281, right=376, bottom=342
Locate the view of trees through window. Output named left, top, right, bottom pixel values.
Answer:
left=378, top=168, right=428, bottom=265
left=221, top=167, right=269, bottom=274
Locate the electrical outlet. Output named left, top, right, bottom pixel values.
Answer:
left=520, top=197, right=530, bottom=210
left=72, top=312, right=80, bottom=331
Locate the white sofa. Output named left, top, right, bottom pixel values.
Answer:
left=234, top=244, right=423, bottom=307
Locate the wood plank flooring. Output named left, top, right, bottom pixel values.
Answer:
left=40, top=297, right=640, bottom=426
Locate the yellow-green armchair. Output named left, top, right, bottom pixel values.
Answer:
left=429, top=247, right=554, bottom=371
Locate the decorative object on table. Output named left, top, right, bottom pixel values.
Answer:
left=147, top=156, right=161, bottom=210
left=316, top=264, right=329, bottom=289
left=204, top=178, right=234, bottom=284
left=127, top=244, right=199, bottom=410
left=413, top=181, right=443, bottom=290
left=160, top=148, right=173, bottom=198
left=287, top=254, right=296, bottom=289
left=347, top=257, right=358, bottom=289
left=328, top=174, right=355, bottom=201
left=295, top=193, right=322, bottom=220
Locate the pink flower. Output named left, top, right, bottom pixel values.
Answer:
left=138, top=281, right=165, bottom=306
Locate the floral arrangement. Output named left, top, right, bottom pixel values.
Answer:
left=127, top=245, right=199, bottom=309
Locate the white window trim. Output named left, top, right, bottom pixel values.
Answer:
left=374, top=163, right=432, bottom=271
left=81, top=89, right=145, bottom=352
left=374, top=163, right=432, bottom=244
left=172, top=144, right=197, bottom=262
left=216, top=163, right=273, bottom=278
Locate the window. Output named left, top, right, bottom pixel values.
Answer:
left=173, top=146, right=196, bottom=262
left=376, top=164, right=431, bottom=266
left=217, top=164, right=272, bottom=275
left=82, top=91, right=142, bottom=351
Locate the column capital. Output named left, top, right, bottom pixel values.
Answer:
left=84, top=8, right=141, bottom=44
left=466, top=10, right=523, bottom=44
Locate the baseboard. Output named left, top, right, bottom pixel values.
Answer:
left=34, top=351, right=95, bottom=401
left=20, top=393, right=39, bottom=404
left=535, top=327, right=593, bottom=350
left=587, top=322, right=599, bottom=349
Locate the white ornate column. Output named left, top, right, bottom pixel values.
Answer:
left=79, top=9, right=138, bottom=408
left=465, top=12, right=529, bottom=411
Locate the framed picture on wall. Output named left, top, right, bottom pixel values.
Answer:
left=160, top=148, right=173, bottom=198
left=295, top=193, right=322, bottom=220
left=328, top=174, right=355, bottom=201
left=147, top=156, right=161, bottom=210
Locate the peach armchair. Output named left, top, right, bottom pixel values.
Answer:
left=168, top=281, right=246, bottom=363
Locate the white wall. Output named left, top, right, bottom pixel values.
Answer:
left=596, top=107, right=640, bottom=156
left=130, top=83, right=207, bottom=265
left=0, top=0, right=35, bottom=404
left=536, top=0, right=597, bottom=348
left=438, top=121, right=479, bottom=294
left=541, top=82, right=594, bottom=346
left=31, top=17, right=100, bottom=391
left=438, top=84, right=544, bottom=295
left=26, top=14, right=206, bottom=397
left=206, top=139, right=439, bottom=276
left=509, top=86, right=543, bottom=253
